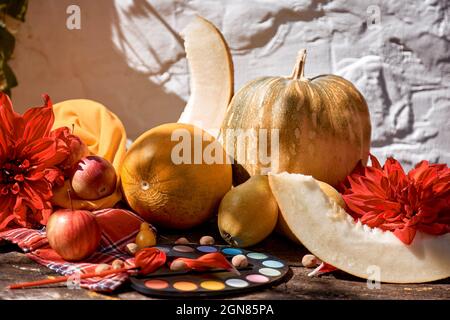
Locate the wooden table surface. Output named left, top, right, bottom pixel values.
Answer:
left=1, top=226, right=449, bottom=300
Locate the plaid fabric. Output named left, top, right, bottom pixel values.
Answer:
left=0, top=208, right=144, bottom=292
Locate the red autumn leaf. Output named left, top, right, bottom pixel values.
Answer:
left=134, top=248, right=167, bottom=275
left=339, top=154, right=450, bottom=245
left=308, top=262, right=338, bottom=277
left=172, top=252, right=236, bottom=273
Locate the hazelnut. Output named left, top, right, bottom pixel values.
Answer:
left=125, top=243, right=139, bottom=255
left=95, top=264, right=110, bottom=274
left=302, top=254, right=321, bottom=268
left=112, top=259, right=125, bottom=270
left=199, top=235, right=215, bottom=245
left=170, top=260, right=188, bottom=272
left=175, top=237, right=190, bottom=245
left=232, top=254, right=248, bottom=268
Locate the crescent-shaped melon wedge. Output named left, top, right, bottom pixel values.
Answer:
left=268, top=172, right=450, bottom=283
left=178, top=16, right=234, bottom=138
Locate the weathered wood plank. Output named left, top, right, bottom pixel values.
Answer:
left=1, top=230, right=449, bottom=300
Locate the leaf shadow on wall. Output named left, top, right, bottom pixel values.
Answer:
left=11, top=0, right=186, bottom=140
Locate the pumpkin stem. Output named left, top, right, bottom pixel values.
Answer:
left=291, top=49, right=307, bottom=80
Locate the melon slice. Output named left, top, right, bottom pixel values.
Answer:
left=268, top=172, right=450, bottom=283
left=276, top=180, right=345, bottom=245
left=178, top=16, right=234, bottom=138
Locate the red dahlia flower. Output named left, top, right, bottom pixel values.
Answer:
left=339, top=155, right=450, bottom=245
left=0, top=93, right=71, bottom=230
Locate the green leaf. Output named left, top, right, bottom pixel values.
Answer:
left=0, top=53, right=6, bottom=92
left=0, top=0, right=27, bottom=95
left=0, top=0, right=28, bottom=22
left=0, top=53, right=14, bottom=95
left=0, top=24, right=17, bottom=94
left=3, top=60, right=17, bottom=87
left=0, top=59, right=17, bottom=95
left=0, top=24, right=14, bottom=60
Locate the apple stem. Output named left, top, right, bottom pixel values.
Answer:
left=290, top=49, right=307, bottom=80
left=67, top=189, right=74, bottom=211
left=71, top=123, right=75, bottom=134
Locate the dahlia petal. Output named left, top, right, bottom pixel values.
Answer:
left=417, top=223, right=449, bottom=235
left=359, top=176, right=387, bottom=198
left=21, top=181, right=50, bottom=210
left=25, top=170, right=46, bottom=181
left=0, top=127, right=10, bottom=163
left=364, top=167, right=385, bottom=186
left=0, top=94, right=73, bottom=231
left=39, top=202, right=53, bottom=226
left=417, top=169, right=438, bottom=190
left=29, top=179, right=53, bottom=200
left=408, top=160, right=430, bottom=182
left=22, top=95, right=55, bottom=143
left=360, top=213, right=385, bottom=228
left=343, top=196, right=373, bottom=217
left=393, top=226, right=416, bottom=245
left=12, top=196, right=28, bottom=228
left=0, top=214, right=16, bottom=230
left=23, top=138, right=67, bottom=169
left=384, top=157, right=406, bottom=176
left=0, top=197, right=15, bottom=230
left=346, top=176, right=367, bottom=194
left=11, top=182, right=20, bottom=195
left=382, top=210, right=402, bottom=221
left=371, top=200, right=401, bottom=212
left=21, top=138, right=55, bottom=163
left=0, top=93, right=18, bottom=133
left=341, top=154, right=450, bottom=245
left=382, top=221, right=407, bottom=229
left=433, top=181, right=450, bottom=195
left=369, top=154, right=382, bottom=169
left=43, top=168, right=64, bottom=184
left=0, top=186, right=8, bottom=195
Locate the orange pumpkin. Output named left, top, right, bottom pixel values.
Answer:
left=121, top=123, right=232, bottom=230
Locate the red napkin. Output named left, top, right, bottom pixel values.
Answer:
left=0, top=208, right=144, bottom=292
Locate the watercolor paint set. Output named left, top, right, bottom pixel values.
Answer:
left=130, top=244, right=289, bottom=297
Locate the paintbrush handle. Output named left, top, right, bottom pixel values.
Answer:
left=143, top=265, right=252, bottom=278
left=8, top=266, right=136, bottom=289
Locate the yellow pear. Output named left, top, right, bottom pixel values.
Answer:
left=135, top=222, right=157, bottom=249
left=218, top=175, right=278, bottom=247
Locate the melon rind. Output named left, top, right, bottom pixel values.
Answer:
left=268, top=172, right=450, bottom=283
left=178, top=16, right=234, bottom=138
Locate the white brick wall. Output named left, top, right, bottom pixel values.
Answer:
left=11, top=0, right=450, bottom=168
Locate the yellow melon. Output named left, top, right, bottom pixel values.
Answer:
left=121, top=123, right=232, bottom=230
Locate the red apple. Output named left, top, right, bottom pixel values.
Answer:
left=46, top=209, right=101, bottom=261
left=71, top=156, right=117, bottom=200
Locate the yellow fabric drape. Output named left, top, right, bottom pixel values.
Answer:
left=51, top=99, right=127, bottom=210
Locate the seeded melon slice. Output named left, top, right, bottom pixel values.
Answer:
left=268, top=172, right=450, bottom=283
